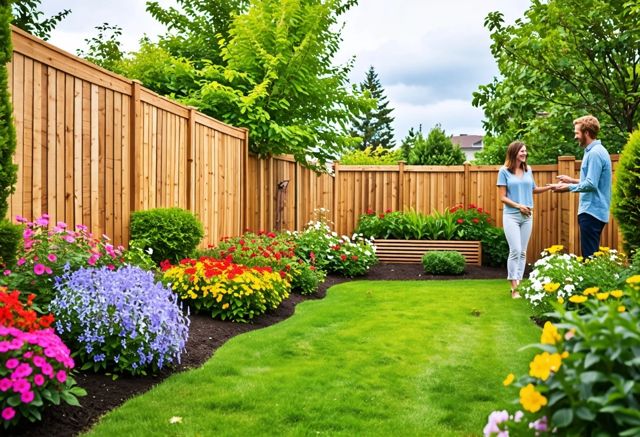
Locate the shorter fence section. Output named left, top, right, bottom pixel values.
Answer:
left=373, top=239, right=482, bottom=265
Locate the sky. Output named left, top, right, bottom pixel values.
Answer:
left=39, top=0, right=531, bottom=143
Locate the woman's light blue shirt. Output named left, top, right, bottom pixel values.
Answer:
left=497, top=166, right=536, bottom=214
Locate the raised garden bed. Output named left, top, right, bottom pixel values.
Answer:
left=373, top=239, right=482, bottom=265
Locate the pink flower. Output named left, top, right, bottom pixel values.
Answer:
left=47, top=253, right=57, bottom=262
left=56, top=221, right=67, bottom=229
left=107, top=264, right=115, bottom=271
left=55, top=370, right=67, bottom=383
left=33, top=356, right=45, bottom=367
left=45, top=266, right=53, bottom=274
left=17, top=258, right=26, bottom=266
left=0, top=379, right=11, bottom=392
left=20, top=390, right=34, bottom=403
left=88, top=254, right=99, bottom=266
left=1, top=407, right=15, bottom=421
left=3, top=270, right=10, bottom=276
left=34, top=263, right=46, bottom=275
left=12, top=379, right=30, bottom=393
left=15, top=215, right=28, bottom=223
left=23, top=228, right=34, bottom=239
left=5, top=358, right=20, bottom=369
left=35, top=215, right=49, bottom=226
left=33, top=374, right=45, bottom=386
left=64, top=235, right=76, bottom=243
left=12, top=363, right=33, bottom=379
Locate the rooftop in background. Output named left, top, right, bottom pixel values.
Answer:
left=450, top=134, right=483, bottom=149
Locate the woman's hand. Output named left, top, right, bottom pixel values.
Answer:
left=518, top=204, right=531, bottom=217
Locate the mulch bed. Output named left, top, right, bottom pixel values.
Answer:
left=9, top=263, right=506, bottom=437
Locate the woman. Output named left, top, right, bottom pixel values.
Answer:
left=497, top=141, right=551, bottom=298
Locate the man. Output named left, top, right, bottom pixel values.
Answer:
left=549, top=115, right=612, bottom=259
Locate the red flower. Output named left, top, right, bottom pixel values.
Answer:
left=472, top=218, right=479, bottom=224
left=351, top=255, right=358, bottom=261
left=457, top=219, right=464, bottom=224
left=160, top=260, right=172, bottom=271
left=340, top=254, right=347, bottom=261
left=366, top=208, right=374, bottom=215
left=469, top=203, right=477, bottom=209
left=385, top=208, right=392, bottom=213
left=267, top=232, right=277, bottom=238
left=379, top=214, right=385, bottom=219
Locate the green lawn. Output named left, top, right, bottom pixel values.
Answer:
left=86, top=279, right=539, bottom=437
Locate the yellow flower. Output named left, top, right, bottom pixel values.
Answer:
left=626, top=275, right=640, bottom=285
left=557, top=297, right=565, bottom=304
left=529, top=352, right=563, bottom=381
left=618, top=305, right=626, bottom=313
left=583, top=287, right=599, bottom=296
left=610, top=290, right=624, bottom=298
left=541, top=322, right=562, bottom=345
left=569, top=295, right=588, bottom=303
left=595, top=292, right=609, bottom=301
left=561, top=351, right=569, bottom=359
left=520, top=384, right=548, bottom=413
left=592, top=251, right=604, bottom=257
left=503, top=373, right=515, bottom=386
left=576, top=256, right=583, bottom=262
left=544, top=282, right=560, bottom=293
left=599, top=246, right=610, bottom=252
left=546, top=245, right=564, bottom=254
left=222, top=303, right=230, bottom=310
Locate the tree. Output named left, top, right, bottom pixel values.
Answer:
left=408, top=125, right=466, bottom=166
left=612, top=128, right=640, bottom=253
left=11, top=0, right=70, bottom=40
left=473, top=1, right=640, bottom=164
left=400, top=125, right=420, bottom=161
left=76, top=23, right=125, bottom=72
left=146, top=0, right=249, bottom=67
left=350, top=66, right=395, bottom=150
left=0, top=0, right=17, bottom=219
left=184, top=0, right=366, bottom=169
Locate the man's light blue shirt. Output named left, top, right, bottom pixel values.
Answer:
left=569, top=139, right=612, bottom=223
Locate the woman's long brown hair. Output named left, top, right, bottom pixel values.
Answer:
left=504, top=141, right=527, bottom=174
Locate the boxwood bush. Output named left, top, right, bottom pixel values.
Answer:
left=0, top=219, right=21, bottom=268
left=130, top=208, right=203, bottom=264
left=421, top=250, right=465, bottom=275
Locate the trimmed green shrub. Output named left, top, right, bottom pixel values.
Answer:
left=480, top=226, right=509, bottom=267
left=130, top=208, right=203, bottom=264
left=613, top=128, right=640, bottom=253
left=340, top=146, right=403, bottom=165
left=421, top=250, right=465, bottom=275
left=0, top=219, right=22, bottom=268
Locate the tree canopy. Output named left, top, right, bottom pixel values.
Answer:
left=473, top=0, right=640, bottom=164
left=11, top=0, right=70, bottom=40
left=408, top=125, right=466, bottom=166
left=350, top=66, right=395, bottom=150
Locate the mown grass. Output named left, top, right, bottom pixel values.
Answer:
left=86, top=279, right=539, bottom=436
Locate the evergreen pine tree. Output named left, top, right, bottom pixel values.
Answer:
left=400, top=125, right=421, bottom=161
left=408, top=124, right=466, bottom=166
left=350, top=66, right=395, bottom=150
left=0, top=0, right=18, bottom=219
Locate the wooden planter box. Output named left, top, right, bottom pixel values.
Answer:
left=374, top=239, right=482, bottom=266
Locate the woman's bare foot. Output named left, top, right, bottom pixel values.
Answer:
left=511, top=290, right=521, bottom=299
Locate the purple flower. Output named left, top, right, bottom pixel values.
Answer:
left=15, top=215, right=28, bottom=223
left=35, top=215, right=50, bottom=226
left=530, top=416, right=548, bottom=432
left=484, top=410, right=510, bottom=437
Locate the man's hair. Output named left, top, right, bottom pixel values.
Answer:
left=504, top=141, right=528, bottom=173
left=573, top=115, right=600, bottom=138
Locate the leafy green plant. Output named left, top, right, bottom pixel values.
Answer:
left=486, top=275, right=640, bottom=436
left=421, top=251, right=465, bottom=275
left=480, top=226, right=509, bottom=268
left=129, top=208, right=203, bottom=264
left=339, top=146, right=403, bottom=165
left=407, top=125, right=466, bottom=165
left=613, top=128, right=640, bottom=254
left=0, top=220, right=22, bottom=268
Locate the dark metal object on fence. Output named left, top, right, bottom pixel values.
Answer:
left=275, top=180, right=289, bottom=231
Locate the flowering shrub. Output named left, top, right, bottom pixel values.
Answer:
left=484, top=275, right=640, bottom=436
left=294, top=221, right=377, bottom=277
left=450, top=203, right=493, bottom=240
left=1, top=326, right=85, bottom=429
left=202, top=231, right=325, bottom=295
left=519, top=245, right=627, bottom=318
left=50, top=266, right=190, bottom=375
left=0, top=287, right=54, bottom=331
left=1, top=215, right=126, bottom=306
left=162, top=257, right=290, bottom=322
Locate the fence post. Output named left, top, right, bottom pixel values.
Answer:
left=186, top=107, right=196, bottom=213
left=464, top=161, right=471, bottom=207
left=333, top=161, right=340, bottom=232
left=398, top=160, right=405, bottom=212
left=129, top=80, right=142, bottom=215
left=241, top=128, right=249, bottom=233
left=295, top=161, right=301, bottom=230
left=557, top=156, right=578, bottom=253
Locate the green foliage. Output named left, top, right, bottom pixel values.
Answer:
left=339, top=145, right=403, bottom=165
left=408, top=125, right=466, bottom=165
left=121, top=240, right=157, bottom=272
left=473, top=1, right=639, bottom=164
left=478, top=226, right=508, bottom=268
left=185, top=0, right=366, bottom=170
left=146, top=0, right=249, bottom=66
left=400, top=126, right=420, bottom=161
left=613, top=128, right=640, bottom=253
left=496, top=277, right=640, bottom=436
left=11, top=0, right=70, bottom=40
left=129, top=208, right=204, bottom=264
left=76, top=23, right=124, bottom=72
left=0, top=2, right=17, bottom=220
left=0, top=219, right=21, bottom=268
left=421, top=251, right=465, bottom=275
left=350, top=66, right=395, bottom=150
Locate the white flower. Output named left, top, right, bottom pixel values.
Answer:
left=169, top=416, right=183, bottom=424
left=145, top=247, right=154, bottom=255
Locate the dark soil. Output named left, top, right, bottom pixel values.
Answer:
left=9, top=263, right=506, bottom=437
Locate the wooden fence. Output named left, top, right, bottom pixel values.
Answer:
left=7, top=26, right=621, bottom=260
left=247, top=155, right=621, bottom=261
left=6, top=26, right=248, bottom=247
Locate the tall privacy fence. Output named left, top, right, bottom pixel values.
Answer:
left=7, top=26, right=621, bottom=259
